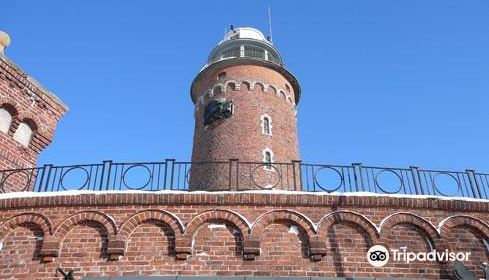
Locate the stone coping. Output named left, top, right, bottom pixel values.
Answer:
left=0, top=190, right=488, bottom=212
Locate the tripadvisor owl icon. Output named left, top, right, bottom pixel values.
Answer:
left=367, top=245, right=389, bottom=267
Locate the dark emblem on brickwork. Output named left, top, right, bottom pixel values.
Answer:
left=204, top=98, right=233, bottom=126
left=55, top=268, right=75, bottom=280
left=453, top=261, right=489, bottom=280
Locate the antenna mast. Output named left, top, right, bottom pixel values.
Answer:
left=268, top=5, right=273, bottom=44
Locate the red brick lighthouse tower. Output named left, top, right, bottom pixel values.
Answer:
left=190, top=27, right=301, bottom=191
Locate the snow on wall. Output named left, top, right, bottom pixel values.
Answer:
left=0, top=189, right=488, bottom=203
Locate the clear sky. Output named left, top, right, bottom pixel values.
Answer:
left=2, top=1, right=489, bottom=172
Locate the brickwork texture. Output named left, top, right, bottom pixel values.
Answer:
left=0, top=55, right=66, bottom=173
left=190, top=63, right=300, bottom=191
left=0, top=192, right=487, bottom=279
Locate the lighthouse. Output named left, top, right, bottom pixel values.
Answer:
left=189, top=27, right=301, bottom=191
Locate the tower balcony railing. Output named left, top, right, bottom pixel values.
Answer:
left=0, top=160, right=488, bottom=200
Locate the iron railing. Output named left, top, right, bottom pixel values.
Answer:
left=0, top=160, right=488, bottom=200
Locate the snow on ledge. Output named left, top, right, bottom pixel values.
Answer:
left=0, top=189, right=488, bottom=203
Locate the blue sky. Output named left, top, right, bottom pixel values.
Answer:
left=2, top=1, right=489, bottom=172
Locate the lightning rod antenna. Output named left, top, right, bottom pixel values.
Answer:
left=268, top=5, right=273, bottom=44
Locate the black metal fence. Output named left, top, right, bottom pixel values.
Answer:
left=0, top=160, right=488, bottom=200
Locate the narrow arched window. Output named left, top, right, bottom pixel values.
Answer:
left=264, top=151, right=273, bottom=170
left=0, top=107, right=12, bottom=134
left=263, top=148, right=274, bottom=171
left=265, top=151, right=272, bottom=164
left=261, top=114, right=272, bottom=135
left=13, top=122, right=33, bottom=147
left=263, top=117, right=270, bottom=134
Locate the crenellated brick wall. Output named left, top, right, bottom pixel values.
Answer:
left=0, top=191, right=487, bottom=279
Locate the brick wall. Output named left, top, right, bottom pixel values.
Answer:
left=0, top=55, right=67, bottom=173
left=190, top=62, right=300, bottom=191
left=0, top=192, right=487, bottom=279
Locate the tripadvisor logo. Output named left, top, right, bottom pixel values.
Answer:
left=367, top=245, right=389, bottom=267
left=367, top=245, right=471, bottom=267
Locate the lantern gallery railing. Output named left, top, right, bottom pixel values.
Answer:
left=0, top=160, right=488, bottom=200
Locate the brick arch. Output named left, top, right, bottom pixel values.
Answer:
left=439, top=215, right=489, bottom=240
left=0, top=98, right=20, bottom=134
left=278, top=89, right=287, bottom=101
left=0, top=102, right=19, bottom=116
left=53, top=211, right=117, bottom=240
left=212, top=83, right=224, bottom=95
left=224, top=80, right=238, bottom=91
left=14, top=112, right=49, bottom=145
left=251, top=210, right=316, bottom=239
left=16, top=111, right=41, bottom=131
left=119, top=209, right=184, bottom=239
left=439, top=215, right=489, bottom=276
left=241, top=80, right=253, bottom=91
left=0, top=213, right=53, bottom=239
left=317, top=211, right=379, bottom=241
left=0, top=93, right=20, bottom=110
left=0, top=220, right=45, bottom=268
left=268, top=84, right=277, bottom=95
left=254, top=81, right=267, bottom=93
left=380, top=212, right=445, bottom=251
left=179, top=209, right=249, bottom=258
left=19, top=118, right=39, bottom=135
left=184, top=209, right=250, bottom=238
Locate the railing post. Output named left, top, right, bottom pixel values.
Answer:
left=466, top=169, right=481, bottom=199
left=228, top=159, right=239, bottom=191
left=409, top=166, right=422, bottom=195
left=42, top=164, right=54, bottom=192
left=292, top=160, right=302, bottom=191
left=352, top=163, right=364, bottom=192
left=167, top=159, right=175, bottom=190
left=163, top=159, right=172, bottom=190
left=36, top=165, right=49, bottom=192
left=98, top=160, right=112, bottom=191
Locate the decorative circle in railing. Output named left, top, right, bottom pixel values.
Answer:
left=374, top=169, right=403, bottom=194
left=251, top=164, right=281, bottom=189
left=60, top=167, right=90, bottom=190
left=313, top=166, right=343, bottom=192
left=122, top=164, right=152, bottom=190
left=0, top=170, right=32, bottom=193
left=432, top=172, right=461, bottom=197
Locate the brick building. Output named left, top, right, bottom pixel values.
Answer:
left=0, top=31, right=67, bottom=192
left=0, top=28, right=488, bottom=280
